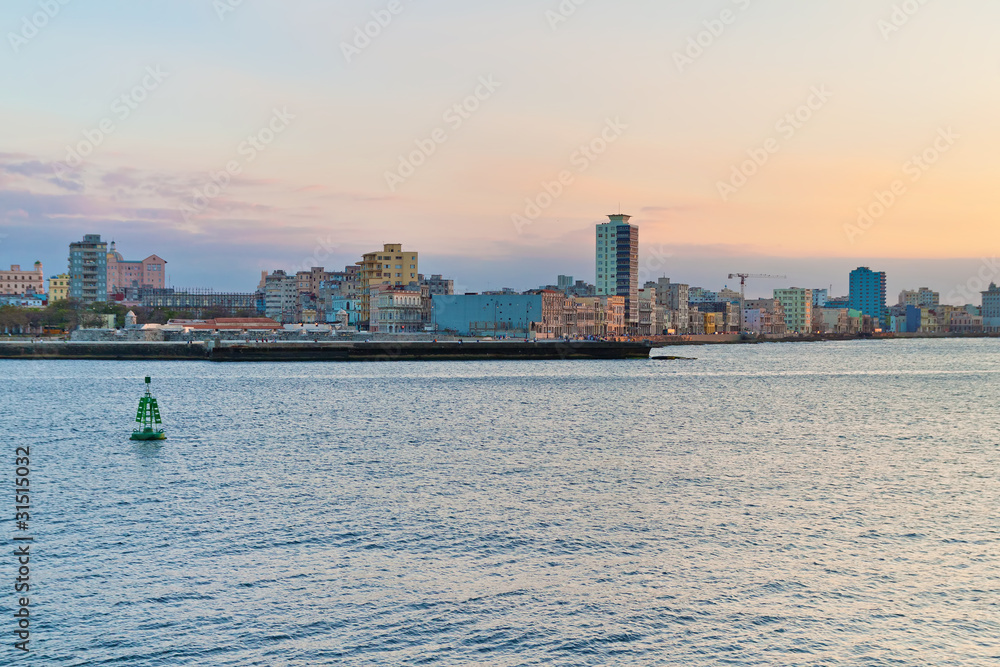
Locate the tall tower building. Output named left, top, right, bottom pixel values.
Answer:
left=849, top=266, right=887, bottom=329
left=596, top=214, right=639, bottom=324
left=68, top=234, right=108, bottom=304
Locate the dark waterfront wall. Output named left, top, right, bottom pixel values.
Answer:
left=0, top=341, right=654, bottom=362
left=2, top=334, right=995, bottom=362
left=0, top=342, right=208, bottom=361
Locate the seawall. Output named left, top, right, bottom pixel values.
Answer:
left=2, top=334, right=994, bottom=362
left=0, top=341, right=657, bottom=362
left=0, top=341, right=208, bottom=361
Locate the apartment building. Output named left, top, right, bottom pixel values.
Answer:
left=0, top=262, right=44, bottom=296
left=773, top=288, right=813, bottom=334
left=68, top=234, right=108, bottom=303
left=596, top=214, right=639, bottom=326
left=358, top=244, right=419, bottom=325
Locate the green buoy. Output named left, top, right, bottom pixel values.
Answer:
left=130, top=376, right=166, bottom=441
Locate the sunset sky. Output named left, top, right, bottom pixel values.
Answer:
left=1, top=0, right=998, bottom=302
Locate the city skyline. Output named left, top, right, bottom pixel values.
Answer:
left=2, top=1, right=999, bottom=300
left=4, top=226, right=997, bottom=306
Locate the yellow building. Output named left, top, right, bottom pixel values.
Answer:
left=357, top=244, right=418, bottom=325
left=48, top=273, right=71, bottom=301
left=704, top=312, right=718, bottom=334
left=918, top=307, right=956, bottom=333
left=937, top=304, right=958, bottom=332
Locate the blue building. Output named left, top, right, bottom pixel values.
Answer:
left=826, top=296, right=849, bottom=309
left=905, top=305, right=922, bottom=333
left=432, top=294, right=542, bottom=336
left=327, top=295, right=361, bottom=326
left=849, top=266, right=887, bottom=329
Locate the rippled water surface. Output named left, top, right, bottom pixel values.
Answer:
left=3, top=339, right=1000, bottom=665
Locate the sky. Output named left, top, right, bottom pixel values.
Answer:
left=1, top=0, right=998, bottom=303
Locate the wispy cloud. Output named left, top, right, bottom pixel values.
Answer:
left=0, top=152, right=314, bottom=230
left=3, top=160, right=53, bottom=178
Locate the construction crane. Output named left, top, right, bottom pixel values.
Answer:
left=727, top=273, right=787, bottom=333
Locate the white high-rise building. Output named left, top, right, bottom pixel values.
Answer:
left=898, top=287, right=940, bottom=308
left=595, top=214, right=639, bottom=325
left=263, top=270, right=298, bottom=323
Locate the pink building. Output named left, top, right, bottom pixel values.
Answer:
left=106, top=242, right=167, bottom=294
left=0, top=262, right=44, bottom=295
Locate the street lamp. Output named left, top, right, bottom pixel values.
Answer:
left=481, top=299, right=501, bottom=338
